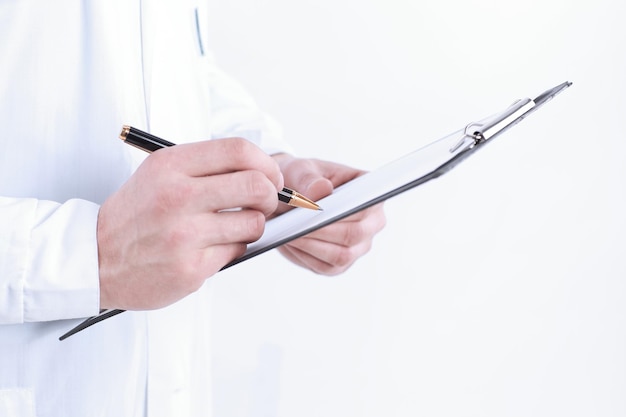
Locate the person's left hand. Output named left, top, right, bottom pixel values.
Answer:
left=272, top=154, right=386, bottom=275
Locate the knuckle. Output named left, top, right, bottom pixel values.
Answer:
left=378, top=215, right=387, bottom=232
left=163, top=223, right=190, bottom=248
left=245, top=171, right=272, bottom=199
left=226, top=137, right=256, bottom=163
left=225, top=138, right=280, bottom=186
left=244, top=172, right=277, bottom=214
left=339, top=208, right=386, bottom=245
left=228, top=136, right=251, bottom=150
left=242, top=210, right=266, bottom=242
left=342, top=223, right=364, bottom=246
left=331, top=246, right=355, bottom=269
left=145, top=148, right=169, bottom=166
left=162, top=216, right=202, bottom=250
left=145, top=148, right=181, bottom=175
left=373, top=207, right=387, bottom=231
left=318, top=264, right=346, bottom=277
left=153, top=179, right=194, bottom=213
left=226, top=210, right=266, bottom=242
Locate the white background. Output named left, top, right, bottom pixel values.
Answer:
left=206, top=1, right=625, bottom=416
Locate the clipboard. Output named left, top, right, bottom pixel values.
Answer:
left=226, top=81, right=572, bottom=266
left=60, top=81, right=572, bottom=340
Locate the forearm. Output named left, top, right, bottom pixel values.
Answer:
left=206, top=57, right=294, bottom=155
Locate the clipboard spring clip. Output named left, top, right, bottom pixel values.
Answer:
left=450, top=98, right=536, bottom=153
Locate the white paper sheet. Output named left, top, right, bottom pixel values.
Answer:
left=226, top=128, right=464, bottom=267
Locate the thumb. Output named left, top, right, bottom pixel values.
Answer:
left=284, top=159, right=334, bottom=201
left=302, top=176, right=334, bottom=201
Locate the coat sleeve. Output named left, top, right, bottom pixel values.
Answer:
left=205, top=53, right=295, bottom=156
left=0, top=197, right=101, bottom=324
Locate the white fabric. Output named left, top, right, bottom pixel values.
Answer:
left=0, top=1, right=289, bottom=416
left=0, top=389, right=36, bottom=417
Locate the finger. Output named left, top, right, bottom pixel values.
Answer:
left=159, top=210, right=266, bottom=252
left=155, top=137, right=283, bottom=189
left=196, top=242, right=249, bottom=274
left=278, top=244, right=349, bottom=276
left=303, top=177, right=334, bottom=201
left=282, top=158, right=363, bottom=190
left=306, top=159, right=364, bottom=188
left=192, top=170, right=280, bottom=215
left=278, top=158, right=328, bottom=193
left=283, top=235, right=371, bottom=271
left=195, top=210, right=267, bottom=247
left=279, top=160, right=333, bottom=201
left=301, top=204, right=386, bottom=247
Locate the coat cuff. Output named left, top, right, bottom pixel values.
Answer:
left=0, top=198, right=101, bottom=323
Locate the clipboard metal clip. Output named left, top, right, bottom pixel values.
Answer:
left=450, top=81, right=572, bottom=154
left=450, top=98, right=535, bottom=153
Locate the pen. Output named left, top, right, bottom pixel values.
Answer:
left=58, top=126, right=321, bottom=342
left=119, top=125, right=321, bottom=211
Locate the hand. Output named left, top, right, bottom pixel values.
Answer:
left=273, top=155, right=386, bottom=275
left=97, top=138, right=283, bottom=310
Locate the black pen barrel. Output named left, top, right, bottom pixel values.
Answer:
left=120, top=125, right=175, bottom=152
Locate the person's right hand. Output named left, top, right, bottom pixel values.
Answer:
left=96, top=137, right=283, bottom=311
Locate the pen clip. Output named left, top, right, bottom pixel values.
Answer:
left=450, top=97, right=535, bottom=153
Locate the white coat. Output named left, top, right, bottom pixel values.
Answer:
left=0, top=1, right=289, bottom=416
